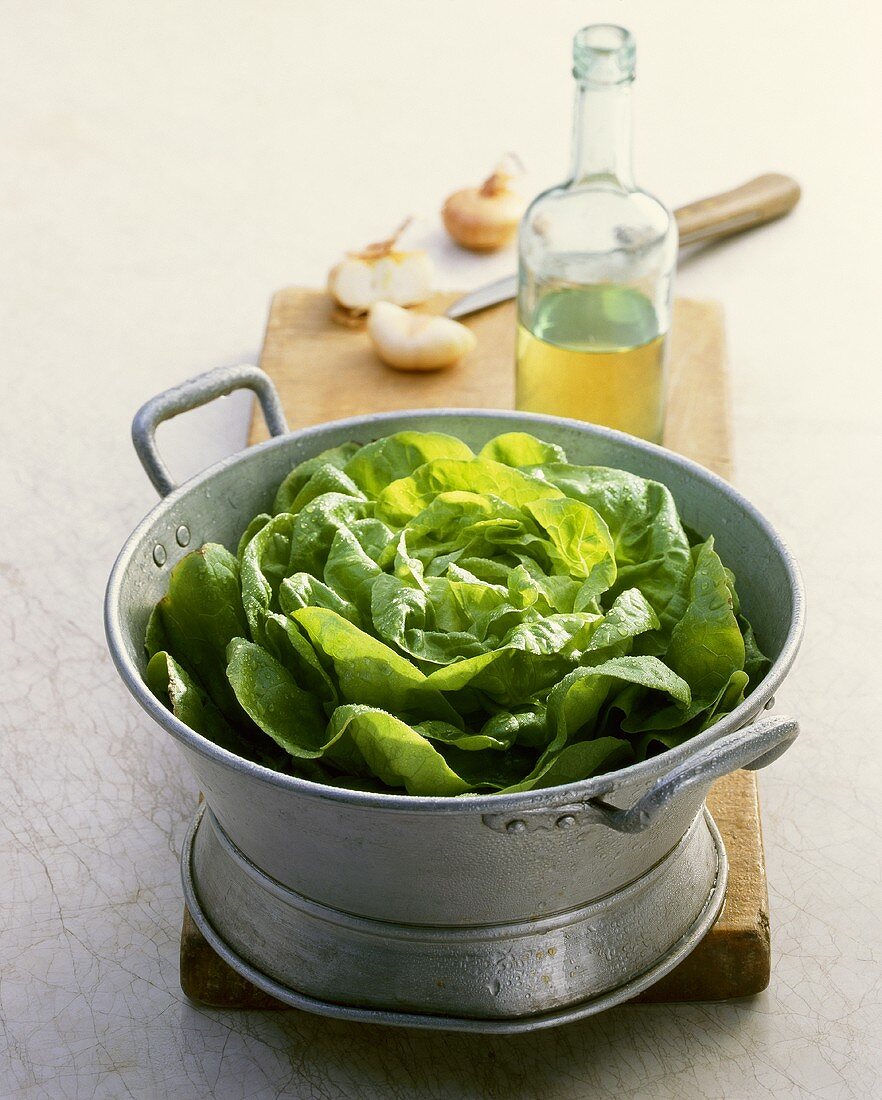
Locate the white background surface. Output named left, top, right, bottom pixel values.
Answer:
left=2, top=2, right=880, bottom=1097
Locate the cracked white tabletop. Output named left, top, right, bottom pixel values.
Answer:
left=2, top=2, right=880, bottom=1097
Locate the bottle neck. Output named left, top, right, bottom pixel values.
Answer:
left=569, top=80, right=634, bottom=189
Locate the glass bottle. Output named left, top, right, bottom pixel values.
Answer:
left=516, top=25, right=677, bottom=444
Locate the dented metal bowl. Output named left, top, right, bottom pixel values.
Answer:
left=105, top=365, right=804, bottom=1032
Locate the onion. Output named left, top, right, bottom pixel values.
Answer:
left=327, top=220, right=434, bottom=314
left=367, top=302, right=476, bottom=372
left=442, top=165, right=526, bottom=252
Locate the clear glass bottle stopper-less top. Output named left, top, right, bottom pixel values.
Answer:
left=516, top=25, right=677, bottom=444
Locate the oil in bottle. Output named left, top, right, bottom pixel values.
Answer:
left=516, top=283, right=666, bottom=444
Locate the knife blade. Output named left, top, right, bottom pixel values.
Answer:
left=445, top=275, right=517, bottom=319
left=444, top=173, right=801, bottom=320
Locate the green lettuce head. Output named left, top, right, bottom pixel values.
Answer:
left=145, top=430, right=768, bottom=795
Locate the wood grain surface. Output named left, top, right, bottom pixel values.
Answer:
left=181, top=288, right=770, bottom=1008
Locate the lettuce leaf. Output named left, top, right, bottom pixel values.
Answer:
left=326, top=706, right=473, bottom=796
left=148, top=543, right=248, bottom=722
left=273, top=442, right=362, bottom=514
left=344, top=431, right=475, bottom=497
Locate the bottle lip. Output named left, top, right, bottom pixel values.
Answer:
left=573, top=24, right=636, bottom=85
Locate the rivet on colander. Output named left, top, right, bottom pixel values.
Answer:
left=152, top=543, right=167, bottom=566
left=555, top=814, right=576, bottom=830
left=176, top=524, right=191, bottom=547
left=505, top=819, right=527, bottom=835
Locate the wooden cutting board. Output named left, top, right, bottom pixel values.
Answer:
left=251, top=291, right=732, bottom=478
left=180, top=289, right=770, bottom=1007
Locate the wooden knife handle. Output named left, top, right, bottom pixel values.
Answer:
left=674, top=173, right=801, bottom=247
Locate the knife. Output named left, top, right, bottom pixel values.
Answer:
left=445, top=173, right=801, bottom=319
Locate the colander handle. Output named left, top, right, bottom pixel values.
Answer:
left=132, top=364, right=289, bottom=497
left=595, top=714, right=800, bottom=834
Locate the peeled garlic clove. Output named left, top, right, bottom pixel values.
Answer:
left=442, top=170, right=526, bottom=252
left=367, top=301, right=476, bottom=372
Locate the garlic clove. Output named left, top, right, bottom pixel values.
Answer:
left=442, top=169, right=527, bottom=252
left=367, top=301, right=476, bottom=372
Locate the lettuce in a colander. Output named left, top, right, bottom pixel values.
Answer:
left=145, top=431, right=768, bottom=795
